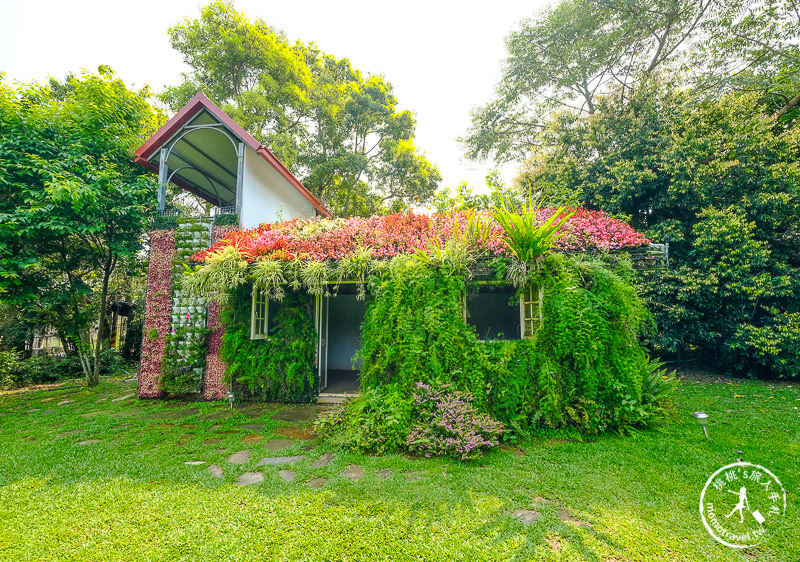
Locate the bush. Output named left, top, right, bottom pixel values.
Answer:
left=0, top=347, right=23, bottom=390
left=314, top=386, right=413, bottom=454
left=405, top=382, right=505, bottom=460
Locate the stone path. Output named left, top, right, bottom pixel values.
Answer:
left=278, top=470, right=295, bottom=482
left=264, top=438, right=295, bottom=451
left=241, top=434, right=263, bottom=444
left=236, top=472, right=264, bottom=486
left=341, top=465, right=365, bottom=482
left=311, top=451, right=335, bottom=467
left=256, top=455, right=305, bottom=466
left=271, top=405, right=325, bottom=423
left=207, top=464, right=224, bottom=478
left=226, top=450, right=251, bottom=464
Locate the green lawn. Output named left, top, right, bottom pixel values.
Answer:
left=0, top=372, right=797, bottom=561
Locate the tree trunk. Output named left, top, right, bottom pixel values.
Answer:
left=89, top=252, right=114, bottom=386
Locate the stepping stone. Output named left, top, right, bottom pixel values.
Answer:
left=226, top=450, right=251, bottom=464
left=212, top=449, right=227, bottom=455
left=199, top=410, right=235, bottom=421
left=202, top=437, right=223, bottom=445
left=405, top=471, right=425, bottom=482
left=57, top=429, right=84, bottom=437
left=235, top=472, right=264, bottom=486
left=40, top=410, right=57, bottom=415
left=271, top=406, right=319, bottom=423
left=57, top=400, right=73, bottom=406
left=558, top=508, right=589, bottom=527
left=110, top=408, right=145, bottom=418
left=207, top=464, right=224, bottom=478
left=307, top=477, right=328, bottom=488
left=301, top=443, right=317, bottom=452
left=179, top=423, right=197, bottom=429
left=112, top=394, right=134, bottom=402
left=123, top=377, right=138, bottom=383
left=264, top=439, right=295, bottom=451
left=143, top=408, right=198, bottom=420
left=184, top=461, right=206, bottom=466
left=511, top=509, right=541, bottom=525
left=256, top=455, right=305, bottom=466
left=341, top=465, right=365, bottom=482
left=238, top=423, right=263, bottom=431
left=311, top=451, right=335, bottom=468
left=77, top=439, right=101, bottom=445
left=278, top=470, right=296, bottom=482
left=274, top=425, right=317, bottom=440
left=242, top=434, right=263, bottom=444
left=375, top=469, right=392, bottom=480
left=243, top=407, right=271, bottom=420
left=79, top=410, right=108, bottom=418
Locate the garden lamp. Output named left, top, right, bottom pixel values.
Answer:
left=692, top=411, right=709, bottom=439
left=227, top=392, right=235, bottom=410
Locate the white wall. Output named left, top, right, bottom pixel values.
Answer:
left=239, top=148, right=316, bottom=229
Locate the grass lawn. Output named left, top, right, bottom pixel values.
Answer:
left=0, top=371, right=797, bottom=561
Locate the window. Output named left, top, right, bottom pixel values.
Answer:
left=521, top=284, right=542, bottom=338
left=465, top=283, right=521, bottom=340
left=251, top=286, right=268, bottom=340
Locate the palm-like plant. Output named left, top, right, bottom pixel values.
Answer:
left=491, top=197, right=574, bottom=263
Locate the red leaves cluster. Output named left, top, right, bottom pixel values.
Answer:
left=190, top=209, right=649, bottom=264
left=202, top=224, right=238, bottom=400
left=138, top=229, right=175, bottom=398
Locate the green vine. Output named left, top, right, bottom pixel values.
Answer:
left=220, top=285, right=318, bottom=402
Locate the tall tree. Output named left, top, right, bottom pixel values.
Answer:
left=462, top=0, right=712, bottom=163
left=0, top=69, right=163, bottom=385
left=163, top=1, right=440, bottom=216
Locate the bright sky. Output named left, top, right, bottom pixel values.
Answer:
left=0, top=0, right=549, bottom=193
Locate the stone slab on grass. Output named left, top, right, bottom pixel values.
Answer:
left=202, top=437, right=223, bottom=445
left=238, top=423, right=264, bottom=431
left=375, top=469, right=392, bottom=480
left=111, top=394, right=134, bottom=402
left=278, top=470, right=296, bottom=482
left=226, top=450, right=251, bottom=464
left=341, top=465, right=365, bottom=482
left=311, top=451, right=335, bottom=468
left=307, top=477, right=328, bottom=488
left=199, top=410, right=236, bottom=421
left=57, top=429, right=83, bottom=437
left=110, top=408, right=146, bottom=419
left=235, top=472, right=264, bottom=486
left=242, top=434, right=263, bottom=444
left=264, top=438, right=295, bottom=451
left=79, top=410, right=109, bottom=419
left=271, top=405, right=322, bottom=423
left=77, top=439, right=101, bottom=445
left=274, top=425, right=317, bottom=441
left=511, top=509, right=541, bottom=525
left=142, top=408, right=198, bottom=420
left=207, top=464, right=224, bottom=478
left=185, top=461, right=206, bottom=466
left=256, top=455, right=305, bottom=466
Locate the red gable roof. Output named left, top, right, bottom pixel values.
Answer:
left=134, top=92, right=331, bottom=218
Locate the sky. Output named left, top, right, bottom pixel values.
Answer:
left=0, top=0, right=550, bottom=193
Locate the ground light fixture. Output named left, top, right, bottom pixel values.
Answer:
left=227, top=392, right=235, bottom=410
left=692, top=411, right=710, bottom=439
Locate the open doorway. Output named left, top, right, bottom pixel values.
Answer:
left=316, top=284, right=365, bottom=394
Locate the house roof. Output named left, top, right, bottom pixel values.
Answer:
left=134, top=92, right=331, bottom=218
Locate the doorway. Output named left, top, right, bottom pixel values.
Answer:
left=316, top=285, right=365, bottom=394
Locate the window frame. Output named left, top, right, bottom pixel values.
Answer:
left=463, top=281, right=524, bottom=342
left=250, top=285, right=269, bottom=340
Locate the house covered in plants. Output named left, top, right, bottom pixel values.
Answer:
left=136, top=92, right=671, bottom=439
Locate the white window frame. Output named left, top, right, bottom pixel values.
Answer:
left=521, top=284, right=543, bottom=338
left=250, top=286, right=269, bottom=340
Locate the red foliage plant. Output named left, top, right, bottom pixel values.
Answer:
left=138, top=229, right=175, bottom=398
left=191, top=209, right=649, bottom=264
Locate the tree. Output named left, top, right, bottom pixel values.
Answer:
left=0, top=69, right=163, bottom=385
left=163, top=1, right=440, bottom=216
left=462, top=0, right=712, bottom=163
left=517, top=86, right=800, bottom=377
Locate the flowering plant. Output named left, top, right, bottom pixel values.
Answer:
left=191, top=209, right=649, bottom=265
left=405, top=382, right=505, bottom=461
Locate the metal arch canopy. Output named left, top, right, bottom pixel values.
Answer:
left=134, top=91, right=332, bottom=218
left=146, top=108, right=241, bottom=209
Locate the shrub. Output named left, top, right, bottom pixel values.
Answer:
left=0, top=345, right=23, bottom=390
left=405, top=382, right=505, bottom=460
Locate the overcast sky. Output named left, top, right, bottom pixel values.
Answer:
left=0, top=0, right=550, bottom=192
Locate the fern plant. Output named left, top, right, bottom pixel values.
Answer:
left=491, top=197, right=574, bottom=264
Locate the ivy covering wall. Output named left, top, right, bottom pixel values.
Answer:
left=358, top=253, right=670, bottom=434
left=219, top=285, right=317, bottom=402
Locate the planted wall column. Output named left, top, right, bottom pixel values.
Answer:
left=203, top=222, right=239, bottom=400
left=138, top=229, right=175, bottom=398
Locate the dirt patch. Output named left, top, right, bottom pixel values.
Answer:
left=511, top=509, right=541, bottom=525
left=202, top=437, right=223, bottom=445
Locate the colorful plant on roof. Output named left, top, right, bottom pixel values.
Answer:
left=190, top=208, right=649, bottom=265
